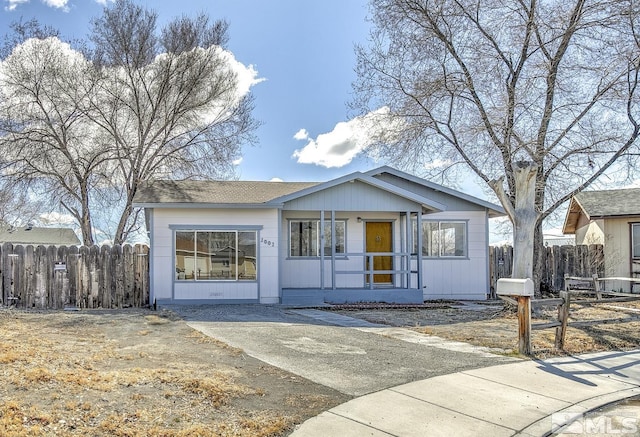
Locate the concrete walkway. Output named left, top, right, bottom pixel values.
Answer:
left=290, top=349, right=640, bottom=436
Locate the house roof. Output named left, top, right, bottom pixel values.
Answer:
left=134, top=180, right=319, bottom=207
left=0, top=226, right=81, bottom=246
left=132, top=166, right=505, bottom=216
left=562, top=188, right=640, bottom=234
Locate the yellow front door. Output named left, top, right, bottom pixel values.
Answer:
left=366, top=222, right=393, bottom=284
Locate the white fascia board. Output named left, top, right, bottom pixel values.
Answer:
left=267, top=171, right=446, bottom=212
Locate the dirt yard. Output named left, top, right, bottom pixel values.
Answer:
left=2, top=299, right=638, bottom=436
left=330, top=298, right=640, bottom=359
left=0, top=309, right=349, bottom=437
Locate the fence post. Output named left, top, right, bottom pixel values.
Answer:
left=554, top=290, right=570, bottom=350
left=592, top=274, right=601, bottom=300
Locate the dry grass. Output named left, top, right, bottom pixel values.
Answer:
left=334, top=299, right=640, bottom=359
left=418, top=300, right=640, bottom=358
left=0, top=309, right=345, bottom=436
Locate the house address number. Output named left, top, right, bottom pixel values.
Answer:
left=260, top=237, right=276, bottom=248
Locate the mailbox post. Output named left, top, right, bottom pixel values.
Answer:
left=496, top=278, right=533, bottom=355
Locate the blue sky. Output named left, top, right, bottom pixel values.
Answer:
left=1, top=0, right=380, bottom=183
left=1, top=0, right=517, bottom=242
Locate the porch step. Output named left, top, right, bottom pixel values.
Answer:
left=281, top=290, right=326, bottom=306
left=281, top=288, right=423, bottom=306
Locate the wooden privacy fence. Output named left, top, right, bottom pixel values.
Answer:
left=489, top=244, right=605, bottom=295
left=0, top=243, right=149, bottom=309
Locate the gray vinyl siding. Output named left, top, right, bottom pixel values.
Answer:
left=373, top=173, right=486, bottom=212
left=282, top=180, right=419, bottom=212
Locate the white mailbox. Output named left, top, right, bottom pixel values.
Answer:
left=496, top=278, right=534, bottom=297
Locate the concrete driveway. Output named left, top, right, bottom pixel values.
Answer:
left=167, top=304, right=516, bottom=396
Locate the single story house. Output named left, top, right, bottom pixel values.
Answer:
left=0, top=224, right=81, bottom=247
left=133, top=166, right=505, bottom=305
left=563, top=188, right=640, bottom=291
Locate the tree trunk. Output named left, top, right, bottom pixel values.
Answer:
left=533, top=222, right=545, bottom=297
left=512, top=162, right=538, bottom=279
left=490, top=161, right=539, bottom=280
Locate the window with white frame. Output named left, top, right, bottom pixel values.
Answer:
left=175, top=230, right=257, bottom=281
left=289, top=220, right=346, bottom=257
left=414, top=221, right=467, bottom=257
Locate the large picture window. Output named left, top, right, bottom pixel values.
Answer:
left=414, top=221, right=467, bottom=258
left=289, top=220, right=346, bottom=257
left=175, top=230, right=257, bottom=281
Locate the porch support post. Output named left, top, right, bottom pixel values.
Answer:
left=277, top=208, right=283, bottom=302
left=331, top=210, right=336, bottom=290
left=405, top=210, right=412, bottom=289
left=320, top=210, right=325, bottom=290
left=417, top=211, right=424, bottom=291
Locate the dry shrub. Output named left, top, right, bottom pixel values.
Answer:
left=174, top=373, right=255, bottom=407
left=237, top=413, right=290, bottom=437
left=144, top=315, right=171, bottom=325
left=0, top=401, right=48, bottom=437
left=186, top=331, right=244, bottom=355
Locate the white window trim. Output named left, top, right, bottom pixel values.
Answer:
left=288, top=219, right=347, bottom=258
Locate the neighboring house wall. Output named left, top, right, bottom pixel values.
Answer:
left=603, top=217, right=634, bottom=279
left=149, top=207, right=280, bottom=304
left=576, top=219, right=604, bottom=245
left=421, top=210, right=489, bottom=300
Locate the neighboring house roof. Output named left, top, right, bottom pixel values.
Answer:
left=563, top=188, right=640, bottom=234
left=132, top=166, right=505, bottom=215
left=0, top=226, right=81, bottom=246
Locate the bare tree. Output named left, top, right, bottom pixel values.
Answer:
left=88, top=0, right=259, bottom=244
left=353, top=0, right=640, bottom=283
left=0, top=37, right=111, bottom=245
left=0, top=1, right=259, bottom=246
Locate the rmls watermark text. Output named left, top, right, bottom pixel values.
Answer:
left=552, top=412, right=639, bottom=435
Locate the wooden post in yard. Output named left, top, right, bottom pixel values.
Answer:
left=517, top=295, right=531, bottom=355
left=496, top=278, right=533, bottom=356
left=554, top=291, right=570, bottom=350
left=592, top=274, right=602, bottom=300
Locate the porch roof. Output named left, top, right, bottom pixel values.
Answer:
left=269, top=171, right=446, bottom=212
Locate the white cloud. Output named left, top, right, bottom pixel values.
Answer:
left=94, top=0, right=113, bottom=4
left=232, top=157, right=243, bottom=166
left=39, top=212, right=76, bottom=226
left=293, top=128, right=309, bottom=141
left=4, top=0, right=28, bottom=11
left=42, top=0, right=69, bottom=11
left=269, top=177, right=284, bottom=182
left=216, top=48, right=265, bottom=99
left=424, top=159, right=454, bottom=170
left=622, top=179, right=640, bottom=188
left=292, top=107, right=404, bottom=168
